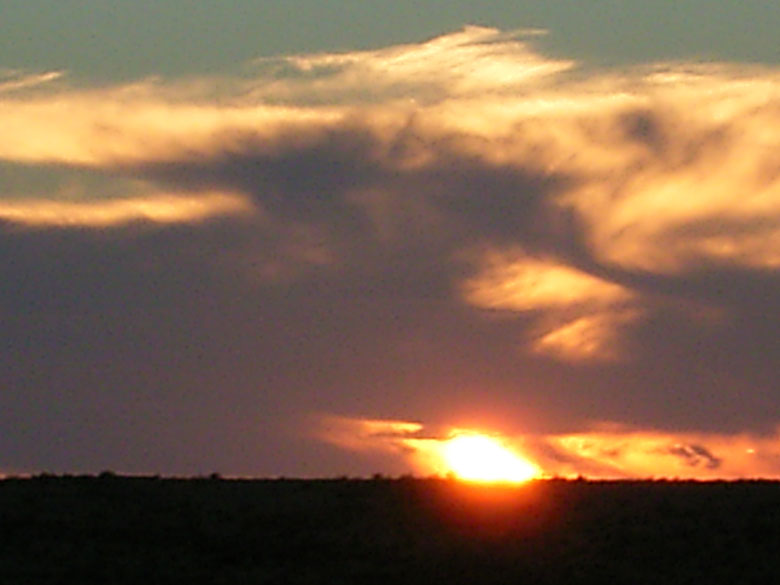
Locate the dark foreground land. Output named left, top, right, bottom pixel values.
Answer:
left=1, top=475, right=778, bottom=584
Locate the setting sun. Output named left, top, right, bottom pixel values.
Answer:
left=442, top=432, right=540, bottom=483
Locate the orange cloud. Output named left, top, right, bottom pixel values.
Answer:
left=462, top=251, right=637, bottom=361
left=0, top=91, right=342, bottom=166
left=531, top=310, right=640, bottom=362
left=542, top=425, right=780, bottom=480
left=318, top=416, right=780, bottom=480
left=0, top=191, right=253, bottom=227
left=463, top=253, right=630, bottom=311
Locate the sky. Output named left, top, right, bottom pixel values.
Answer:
left=1, top=1, right=779, bottom=480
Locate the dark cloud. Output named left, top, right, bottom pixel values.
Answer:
left=133, top=120, right=572, bottom=250
left=667, top=444, right=722, bottom=469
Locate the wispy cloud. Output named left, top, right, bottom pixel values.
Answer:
left=0, top=69, right=63, bottom=94
left=462, top=251, right=637, bottom=361
left=0, top=191, right=252, bottom=227
left=319, top=415, right=780, bottom=480
left=248, top=26, right=571, bottom=104
left=541, top=425, right=780, bottom=480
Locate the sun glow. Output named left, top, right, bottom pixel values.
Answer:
left=441, top=433, right=540, bottom=483
left=319, top=416, right=780, bottom=480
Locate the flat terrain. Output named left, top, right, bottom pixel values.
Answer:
left=1, top=475, right=778, bottom=584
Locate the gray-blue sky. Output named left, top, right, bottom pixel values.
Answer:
left=1, top=4, right=779, bottom=479
left=2, top=1, right=778, bottom=81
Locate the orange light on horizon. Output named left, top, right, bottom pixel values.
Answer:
left=440, top=432, right=541, bottom=483
left=316, top=415, right=780, bottom=481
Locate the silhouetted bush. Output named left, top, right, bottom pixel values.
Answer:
left=0, top=476, right=777, bottom=584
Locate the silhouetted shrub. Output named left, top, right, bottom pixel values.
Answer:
left=0, top=477, right=777, bottom=584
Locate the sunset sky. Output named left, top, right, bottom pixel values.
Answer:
left=2, top=1, right=779, bottom=480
